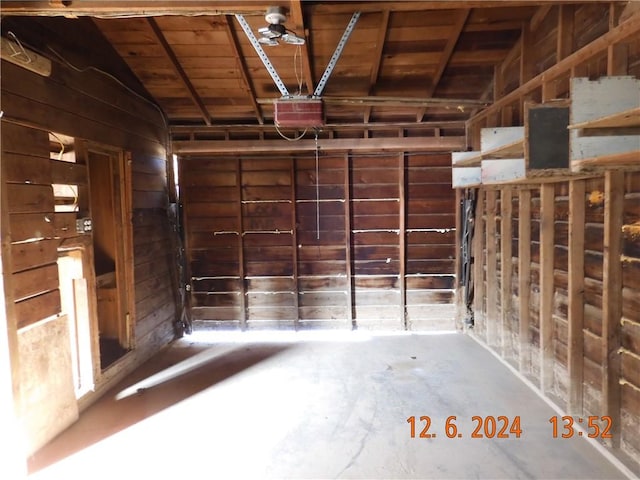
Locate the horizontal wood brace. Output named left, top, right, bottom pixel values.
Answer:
left=173, top=136, right=465, bottom=154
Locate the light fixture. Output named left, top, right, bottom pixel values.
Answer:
left=257, top=6, right=305, bottom=46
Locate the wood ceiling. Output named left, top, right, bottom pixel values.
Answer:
left=1, top=1, right=604, bottom=134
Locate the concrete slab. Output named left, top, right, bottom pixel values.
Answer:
left=28, top=332, right=632, bottom=479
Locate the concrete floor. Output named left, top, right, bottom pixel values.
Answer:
left=28, top=331, right=631, bottom=479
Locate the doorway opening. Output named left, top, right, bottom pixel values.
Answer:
left=82, top=144, right=135, bottom=370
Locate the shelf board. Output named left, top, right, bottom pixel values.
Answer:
left=451, top=150, right=482, bottom=167
left=572, top=149, right=640, bottom=168
left=481, top=138, right=525, bottom=159
left=569, top=106, right=640, bottom=130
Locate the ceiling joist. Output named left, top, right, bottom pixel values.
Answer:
left=364, top=9, right=390, bottom=124
left=223, top=16, right=263, bottom=125
left=255, top=96, right=490, bottom=109
left=288, top=0, right=315, bottom=95
left=0, top=1, right=591, bottom=17
left=416, top=8, right=471, bottom=122
left=173, top=135, right=465, bottom=154
left=146, top=18, right=211, bottom=126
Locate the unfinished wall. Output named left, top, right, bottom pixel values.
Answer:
left=463, top=3, right=640, bottom=470
left=182, top=151, right=456, bottom=331
left=1, top=17, right=177, bottom=453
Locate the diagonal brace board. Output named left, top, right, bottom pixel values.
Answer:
left=313, top=12, right=361, bottom=97
left=235, top=14, right=290, bottom=96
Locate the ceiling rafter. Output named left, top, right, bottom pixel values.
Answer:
left=308, top=1, right=585, bottom=15
left=468, top=75, right=495, bottom=120
left=530, top=4, right=553, bottom=31
left=288, top=0, right=315, bottom=95
left=416, top=9, right=470, bottom=122
left=223, top=15, right=263, bottom=125
left=364, top=9, right=390, bottom=124
left=146, top=18, right=211, bottom=126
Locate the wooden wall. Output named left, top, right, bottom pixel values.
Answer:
left=182, top=151, right=456, bottom=331
left=465, top=3, right=640, bottom=470
left=0, top=17, right=176, bottom=453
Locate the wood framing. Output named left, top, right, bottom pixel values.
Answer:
left=485, top=190, right=498, bottom=347
left=500, top=187, right=513, bottom=357
left=146, top=19, right=211, bottom=126
left=173, top=136, right=465, bottom=154
left=539, top=184, right=555, bottom=393
left=223, top=16, right=263, bottom=125
left=567, top=179, right=585, bottom=414
left=603, top=171, right=623, bottom=447
left=517, top=189, right=531, bottom=373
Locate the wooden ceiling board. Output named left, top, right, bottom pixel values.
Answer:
left=76, top=2, right=621, bottom=129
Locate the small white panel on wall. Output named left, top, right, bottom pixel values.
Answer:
left=570, top=77, right=640, bottom=163
left=451, top=151, right=481, bottom=166
left=480, top=126, right=525, bottom=153
left=452, top=167, right=481, bottom=188
left=481, top=158, right=526, bottom=184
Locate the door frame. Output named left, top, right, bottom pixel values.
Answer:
left=77, top=140, right=136, bottom=366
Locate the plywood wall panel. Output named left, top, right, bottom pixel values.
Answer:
left=3, top=154, right=51, bottom=185
left=10, top=240, right=58, bottom=274
left=12, top=264, right=59, bottom=302
left=14, top=290, right=61, bottom=330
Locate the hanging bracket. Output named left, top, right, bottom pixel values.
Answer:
left=235, top=14, right=290, bottom=97
left=313, top=12, right=360, bottom=98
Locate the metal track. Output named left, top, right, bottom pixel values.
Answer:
left=235, top=14, right=290, bottom=97
left=313, top=11, right=360, bottom=98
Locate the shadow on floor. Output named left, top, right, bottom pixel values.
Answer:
left=28, top=342, right=291, bottom=474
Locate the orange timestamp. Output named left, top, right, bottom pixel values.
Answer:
left=549, top=415, right=613, bottom=439
left=407, top=415, right=522, bottom=439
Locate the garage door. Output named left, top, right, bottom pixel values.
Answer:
left=180, top=151, right=456, bottom=330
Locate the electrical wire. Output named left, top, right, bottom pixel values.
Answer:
left=274, top=122, right=308, bottom=141
left=49, top=131, right=65, bottom=160
left=46, top=46, right=168, bottom=131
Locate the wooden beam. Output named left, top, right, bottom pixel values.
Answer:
left=608, top=4, right=628, bottom=76
left=500, top=187, right=513, bottom=357
left=557, top=5, right=575, bottom=61
left=567, top=179, right=585, bottom=414
left=470, top=78, right=495, bottom=119
left=518, top=189, right=531, bottom=373
left=399, top=152, right=407, bottom=329
left=519, top=21, right=534, bottom=88
left=530, top=4, right=553, bottom=32
left=344, top=153, right=354, bottom=328
left=500, top=36, right=522, bottom=79
left=232, top=159, right=246, bottom=329
left=539, top=184, right=555, bottom=394
left=290, top=158, right=300, bottom=330
left=0, top=1, right=590, bottom=16
left=417, top=9, right=470, bottom=122
left=473, top=191, right=485, bottom=335
left=485, top=190, right=498, bottom=347
left=308, top=2, right=588, bottom=15
left=171, top=120, right=465, bottom=133
left=258, top=96, right=490, bottom=108
left=288, top=0, right=315, bottom=95
left=173, top=136, right=465, bottom=154
left=365, top=9, right=390, bottom=124
left=224, top=16, right=263, bottom=125
left=471, top=11, right=640, bottom=125
left=146, top=18, right=211, bottom=126
left=602, top=170, right=623, bottom=447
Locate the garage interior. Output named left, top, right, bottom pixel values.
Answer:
left=0, top=1, right=639, bottom=478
